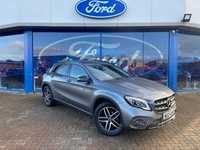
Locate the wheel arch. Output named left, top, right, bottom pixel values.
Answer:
left=92, top=96, right=124, bottom=119
left=42, top=82, right=51, bottom=90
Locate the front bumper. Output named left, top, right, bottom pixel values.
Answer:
left=120, top=101, right=176, bottom=130
left=148, top=114, right=176, bottom=129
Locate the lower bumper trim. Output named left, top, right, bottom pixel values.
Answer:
left=148, top=115, right=176, bottom=129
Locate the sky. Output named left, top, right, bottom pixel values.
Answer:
left=0, top=34, right=24, bottom=61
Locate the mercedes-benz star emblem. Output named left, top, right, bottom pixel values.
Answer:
left=166, top=99, right=171, bottom=107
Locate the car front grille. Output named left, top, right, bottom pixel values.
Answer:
left=154, top=94, right=176, bottom=112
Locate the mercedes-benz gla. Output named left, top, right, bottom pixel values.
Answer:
left=42, top=60, right=176, bottom=136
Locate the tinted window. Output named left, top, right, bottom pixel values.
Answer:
left=70, top=65, right=87, bottom=78
left=87, top=64, right=130, bottom=80
left=55, top=64, right=69, bottom=75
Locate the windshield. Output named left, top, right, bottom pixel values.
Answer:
left=86, top=64, right=130, bottom=80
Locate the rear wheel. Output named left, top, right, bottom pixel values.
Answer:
left=94, top=102, right=124, bottom=136
left=42, top=85, right=56, bottom=106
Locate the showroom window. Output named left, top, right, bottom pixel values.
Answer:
left=102, top=32, right=169, bottom=85
left=33, top=32, right=100, bottom=90
left=178, top=33, right=200, bottom=91
left=0, top=34, right=24, bottom=90
left=33, top=31, right=169, bottom=90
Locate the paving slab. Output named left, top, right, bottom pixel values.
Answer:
left=0, top=91, right=200, bottom=150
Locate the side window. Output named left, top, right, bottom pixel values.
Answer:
left=54, top=64, right=69, bottom=75
left=70, top=65, right=88, bottom=78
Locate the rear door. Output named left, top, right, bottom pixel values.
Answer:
left=50, top=64, right=71, bottom=101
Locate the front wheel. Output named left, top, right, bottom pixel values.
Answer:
left=94, top=102, right=124, bottom=136
left=42, top=85, right=56, bottom=107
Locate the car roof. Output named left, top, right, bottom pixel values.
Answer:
left=55, top=60, right=110, bottom=65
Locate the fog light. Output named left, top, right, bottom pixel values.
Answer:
left=134, top=119, right=146, bottom=128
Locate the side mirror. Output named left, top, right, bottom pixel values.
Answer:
left=77, top=75, right=90, bottom=83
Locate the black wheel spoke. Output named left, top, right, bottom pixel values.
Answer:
left=104, top=107, right=111, bottom=117
left=106, top=121, right=112, bottom=131
left=98, top=116, right=108, bottom=122
left=111, top=119, right=121, bottom=129
left=110, top=111, right=120, bottom=119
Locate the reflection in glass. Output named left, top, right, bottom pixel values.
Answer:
left=33, top=32, right=169, bottom=90
left=87, top=63, right=130, bottom=81
left=33, top=32, right=100, bottom=89
left=0, top=34, right=24, bottom=90
left=143, top=32, right=168, bottom=85
left=178, top=33, right=200, bottom=91
left=102, top=32, right=169, bottom=85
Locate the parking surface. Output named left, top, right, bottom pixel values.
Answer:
left=0, top=91, right=200, bottom=150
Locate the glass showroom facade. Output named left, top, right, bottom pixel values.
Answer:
left=0, top=29, right=199, bottom=93
left=177, top=32, right=200, bottom=91
left=0, top=34, right=24, bottom=90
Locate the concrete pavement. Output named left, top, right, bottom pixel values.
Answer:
left=0, top=91, right=200, bottom=150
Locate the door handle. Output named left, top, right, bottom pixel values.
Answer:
left=67, top=79, right=71, bottom=82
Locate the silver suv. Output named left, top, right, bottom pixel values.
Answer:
left=42, top=60, right=176, bottom=136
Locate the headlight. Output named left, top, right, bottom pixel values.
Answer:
left=124, top=96, right=151, bottom=111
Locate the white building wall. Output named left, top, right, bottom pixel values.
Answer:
left=186, top=0, right=200, bottom=24
left=0, top=0, right=198, bottom=29
left=0, top=1, right=18, bottom=26
left=151, top=0, right=185, bottom=22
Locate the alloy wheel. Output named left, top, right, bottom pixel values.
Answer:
left=43, top=86, right=56, bottom=106
left=94, top=102, right=123, bottom=136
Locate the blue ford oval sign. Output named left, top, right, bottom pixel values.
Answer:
left=75, top=0, right=127, bottom=19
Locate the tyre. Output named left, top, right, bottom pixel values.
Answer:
left=94, top=102, right=124, bottom=136
left=42, top=85, right=57, bottom=107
